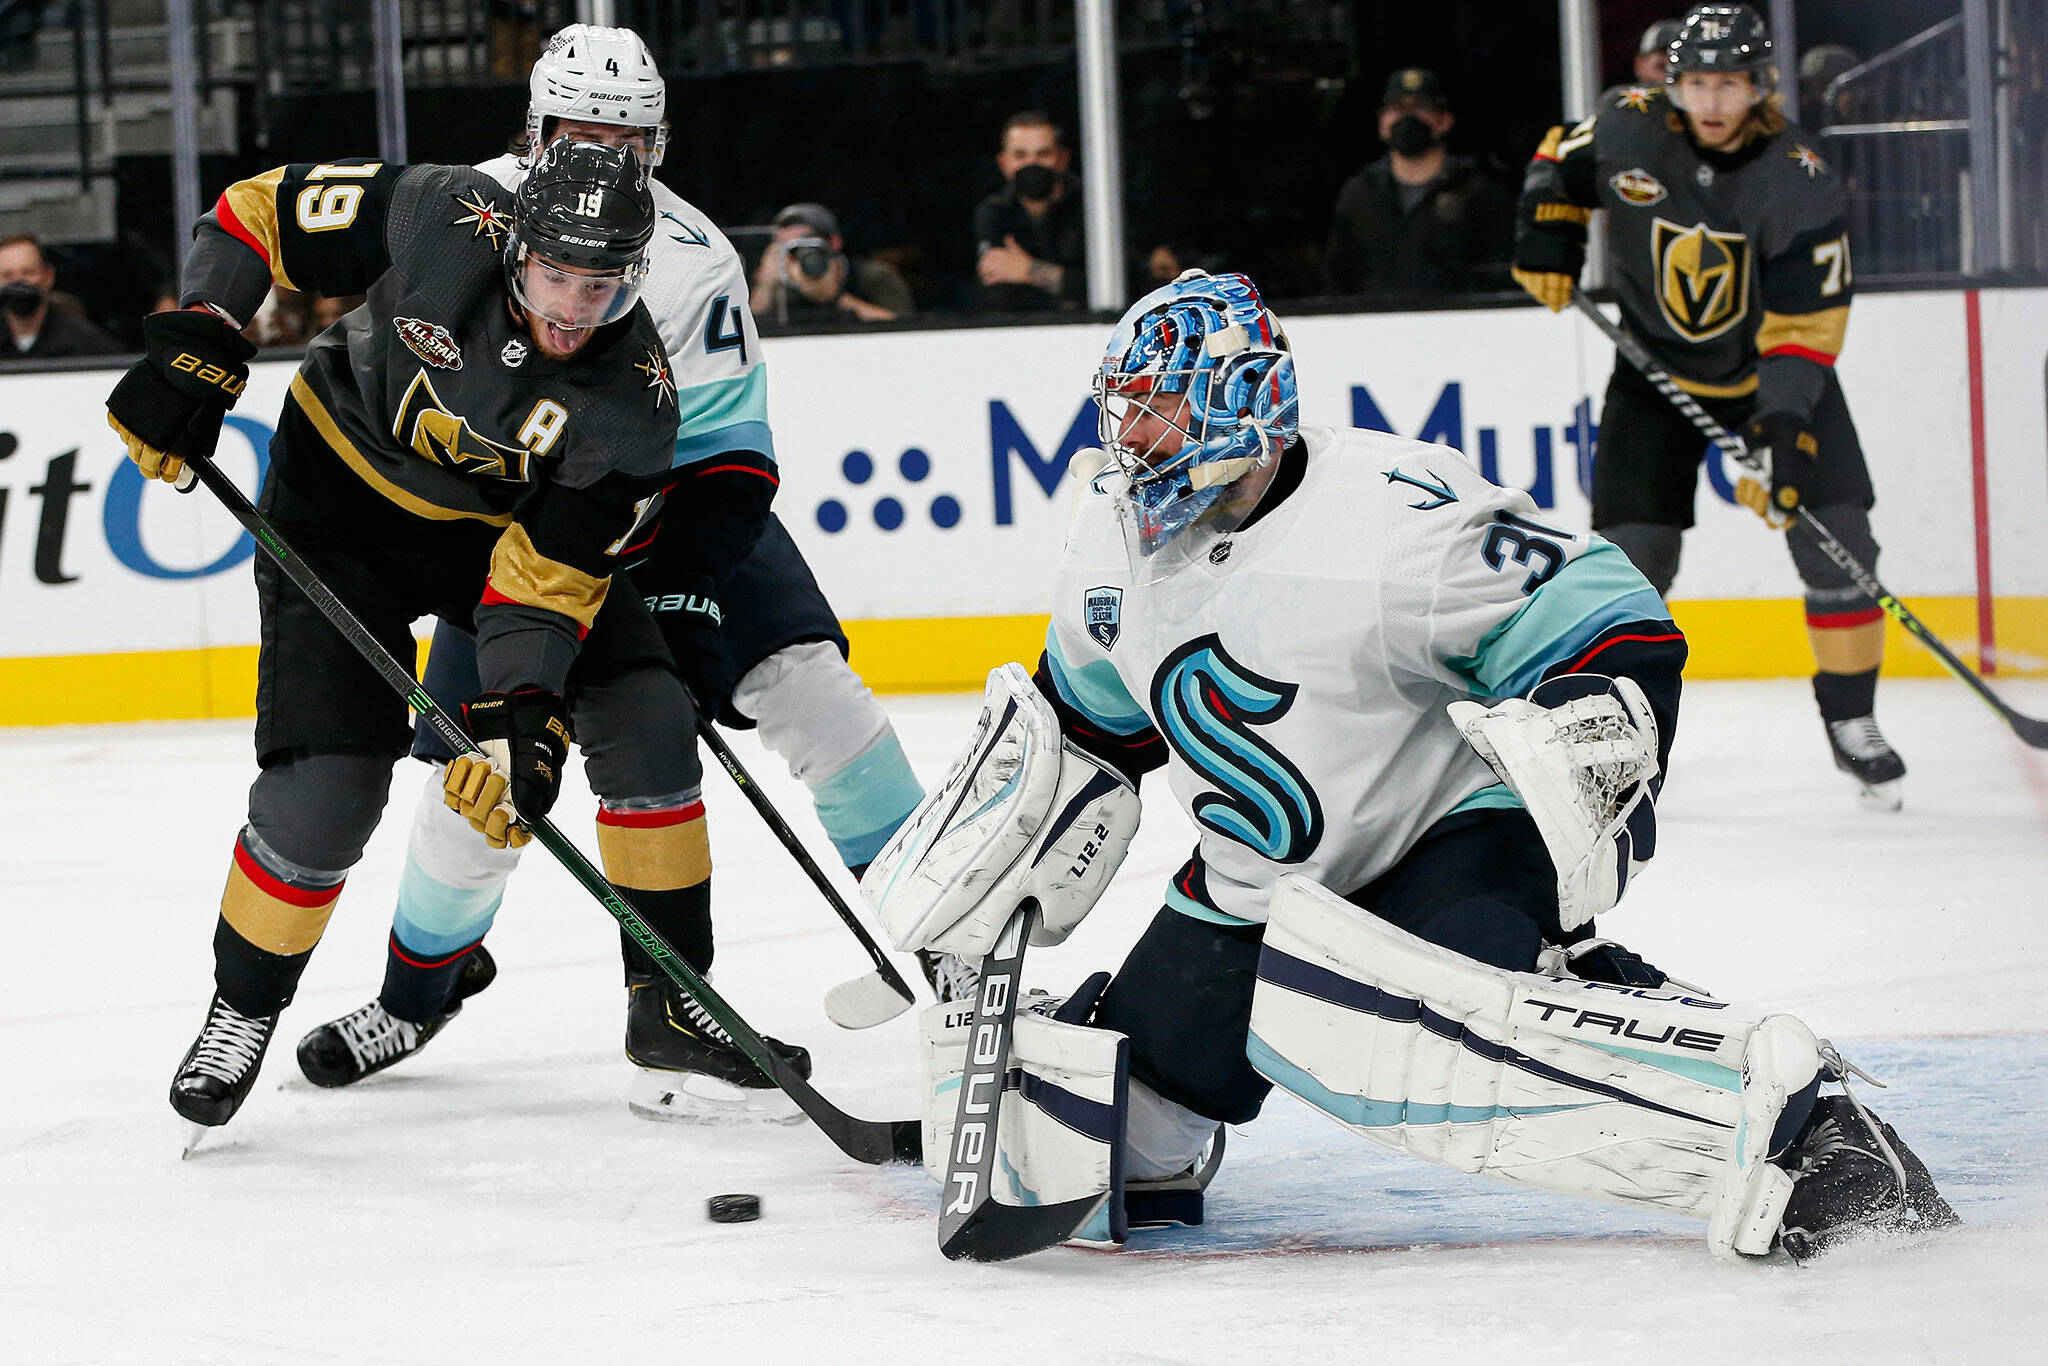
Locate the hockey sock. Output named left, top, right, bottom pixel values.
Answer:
left=1812, top=665, right=1880, bottom=724
left=378, top=933, right=482, bottom=1024
left=214, top=828, right=345, bottom=1018
left=619, top=883, right=714, bottom=980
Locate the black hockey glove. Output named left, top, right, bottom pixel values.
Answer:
left=443, top=688, right=573, bottom=849
left=1737, top=412, right=1818, bottom=530
left=105, top=308, right=258, bottom=490
left=647, top=574, right=729, bottom=717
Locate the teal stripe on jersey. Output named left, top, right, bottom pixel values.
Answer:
left=1165, top=883, right=1258, bottom=927
left=1044, top=625, right=1153, bottom=736
left=392, top=856, right=506, bottom=959
left=672, top=365, right=775, bottom=463
left=1448, top=782, right=1525, bottom=815
left=1450, top=539, right=1672, bottom=700
left=808, top=730, right=926, bottom=871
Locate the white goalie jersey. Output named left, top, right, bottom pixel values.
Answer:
left=1041, top=423, right=1674, bottom=925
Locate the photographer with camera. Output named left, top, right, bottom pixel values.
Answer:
left=749, top=202, right=915, bottom=325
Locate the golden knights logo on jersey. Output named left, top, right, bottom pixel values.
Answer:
left=1650, top=218, right=1751, bottom=342
left=391, top=370, right=567, bottom=482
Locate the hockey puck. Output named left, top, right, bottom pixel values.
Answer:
left=707, top=1193, right=762, bottom=1224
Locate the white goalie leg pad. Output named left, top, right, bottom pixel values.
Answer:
left=921, top=993, right=1131, bottom=1243
left=1447, top=676, right=1658, bottom=931
left=862, top=663, right=1139, bottom=959
left=1248, top=875, right=1821, bottom=1257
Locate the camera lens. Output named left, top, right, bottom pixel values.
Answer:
left=788, top=238, right=832, bottom=279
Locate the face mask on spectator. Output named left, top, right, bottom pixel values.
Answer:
left=0, top=282, right=44, bottom=317
left=1386, top=115, right=1438, bottom=157
left=1013, top=164, right=1059, bottom=201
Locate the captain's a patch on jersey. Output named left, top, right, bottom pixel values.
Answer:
left=1085, top=585, right=1123, bottom=650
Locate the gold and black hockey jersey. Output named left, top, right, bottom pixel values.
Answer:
left=182, top=159, right=682, bottom=676
left=1516, top=88, right=1852, bottom=423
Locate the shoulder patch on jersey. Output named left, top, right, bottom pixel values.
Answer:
left=1789, top=143, right=1827, bottom=179
left=660, top=210, right=710, bottom=248
left=635, top=348, right=677, bottom=410
left=1384, top=466, right=1458, bottom=510
left=1609, top=168, right=1667, bottom=207
left=1084, top=585, right=1123, bottom=650
left=449, top=189, right=513, bottom=248
left=1614, top=85, right=1656, bottom=112
left=394, top=316, right=462, bottom=370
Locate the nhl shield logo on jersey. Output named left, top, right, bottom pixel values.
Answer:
left=1609, top=168, right=1667, bottom=207
left=394, top=317, right=463, bottom=370
left=1650, top=218, right=1751, bottom=342
left=500, top=338, right=528, bottom=367
left=1085, top=586, right=1123, bottom=650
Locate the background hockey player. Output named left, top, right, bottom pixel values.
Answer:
left=865, top=269, right=1954, bottom=1261
left=108, top=139, right=755, bottom=1139
left=1512, top=3, right=1906, bottom=809
left=292, top=25, right=936, bottom=1122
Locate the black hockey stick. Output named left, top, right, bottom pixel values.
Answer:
left=1571, top=289, right=2048, bottom=749
left=694, top=718, right=918, bottom=1029
left=183, top=451, right=921, bottom=1166
left=938, top=902, right=1100, bottom=1262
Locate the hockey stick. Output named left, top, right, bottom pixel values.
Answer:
left=694, top=718, right=918, bottom=1030
left=183, top=452, right=922, bottom=1166
left=938, top=902, right=1101, bottom=1262
left=1571, top=289, right=2048, bottom=749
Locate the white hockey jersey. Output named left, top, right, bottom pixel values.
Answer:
left=478, top=154, right=771, bottom=467
left=1042, top=424, right=1672, bottom=926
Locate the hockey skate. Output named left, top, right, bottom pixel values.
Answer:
left=624, top=976, right=812, bottom=1124
left=170, top=993, right=281, bottom=1153
left=295, top=946, right=497, bottom=1088
left=1826, top=715, right=1905, bottom=812
left=916, top=948, right=982, bottom=1003
left=1775, top=1094, right=1958, bottom=1262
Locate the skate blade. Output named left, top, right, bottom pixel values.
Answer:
left=180, top=1120, right=212, bottom=1159
left=626, top=1068, right=804, bottom=1125
left=1854, top=778, right=1904, bottom=813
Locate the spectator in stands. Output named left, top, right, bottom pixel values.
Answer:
left=1322, top=69, right=1514, bottom=297
left=973, top=111, right=1086, bottom=312
left=750, top=202, right=915, bottom=324
left=1800, top=45, right=1862, bottom=129
left=1634, top=20, right=1684, bottom=88
left=0, top=234, right=122, bottom=361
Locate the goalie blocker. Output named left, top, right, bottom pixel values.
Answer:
left=1249, top=873, right=1953, bottom=1261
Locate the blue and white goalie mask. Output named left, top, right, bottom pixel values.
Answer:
left=1092, top=270, right=1298, bottom=582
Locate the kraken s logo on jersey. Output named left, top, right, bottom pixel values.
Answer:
left=392, top=370, right=554, bottom=481
left=1650, top=218, right=1751, bottom=342
left=1152, top=635, right=1323, bottom=864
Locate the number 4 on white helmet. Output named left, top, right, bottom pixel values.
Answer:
left=527, top=24, right=668, bottom=165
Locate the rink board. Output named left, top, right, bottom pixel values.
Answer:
left=1, top=286, right=2042, bottom=723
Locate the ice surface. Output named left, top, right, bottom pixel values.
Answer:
left=3, top=679, right=2045, bottom=1363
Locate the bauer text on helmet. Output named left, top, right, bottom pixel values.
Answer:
left=527, top=24, right=669, bottom=167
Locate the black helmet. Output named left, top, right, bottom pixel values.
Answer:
left=1667, top=4, right=1775, bottom=82
left=505, top=137, right=655, bottom=330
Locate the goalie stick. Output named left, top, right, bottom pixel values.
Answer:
left=938, top=902, right=1102, bottom=1262
left=1572, top=288, right=2048, bottom=750
left=183, top=451, right=922, bottom=1167
left=695, top=719, right=919, bottom=1030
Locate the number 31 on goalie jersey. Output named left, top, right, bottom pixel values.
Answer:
left=1480, top=509, right=1573, bottom=595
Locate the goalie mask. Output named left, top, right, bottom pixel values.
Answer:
left=505, top=138, right=655, bottom=333
left=1092, top=270, right=1298, bottom=583
left=525, top=23, right=669, bottom=167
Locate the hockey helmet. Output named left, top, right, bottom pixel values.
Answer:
left=526, top=24, right=668, bottom=166
left=505, top=138, right=656, bottom=332
left=1092, top=270, right=1298, bottom=580
left=1665, top=4, right=1776, bottom=108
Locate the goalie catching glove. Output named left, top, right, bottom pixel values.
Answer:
left=861, top=663, right=1140, bottom=961
left=1447, top=672, right=1659, bottom=931
left=443, top=688, right=573, bottom=849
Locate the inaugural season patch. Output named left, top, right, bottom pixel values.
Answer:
left=1085, top=585, right=1123, bottom=650
left=1609, top=168, right=1667, bottom=207
left=394, top=316, right=462, bottom=369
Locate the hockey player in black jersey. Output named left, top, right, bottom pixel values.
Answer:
left=1514, top=3, right=1906, bottom=808
left=106, top=139, right=803, bottom=1137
